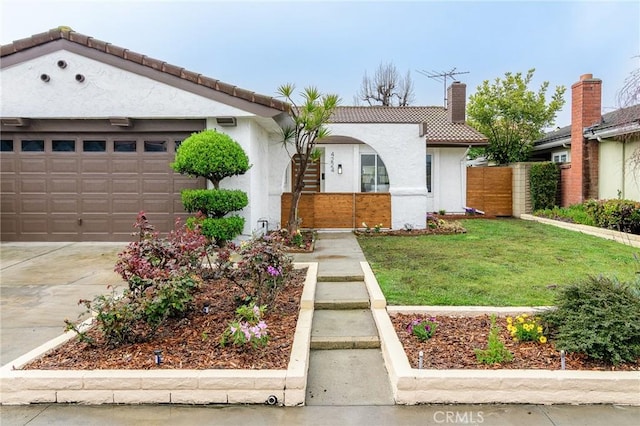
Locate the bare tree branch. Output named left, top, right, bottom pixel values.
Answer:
left=357, top=62, right=415, bottom=106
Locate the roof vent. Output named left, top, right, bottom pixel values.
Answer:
left=1, top=118, right=30, bottom=127
left=216, top=117, right=237, bottom=127
left=109, top=117, right=132, bottom=127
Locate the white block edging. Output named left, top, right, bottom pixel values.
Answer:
left=366, top=267, right=640, bottom=406
left=520, top=214, right=640, bottom=248
left=0, top=262, right=317, bottom=406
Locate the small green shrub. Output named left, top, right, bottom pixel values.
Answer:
left=142, top=275, right=199, bottom=329
left=506, top=314, right=547, bottom=344
left=584, top=199, right=640, bottom=234
left=475, top=314, right=513, bottom=364
left=181, top=189, right=248, bottom=218
left=172, top=130, right=250, bottom=188
left=188, top=215, right=246, bottom=244
left=530, top=162, right=559, bottom=210
left=541, top=275, right=640, bottom=365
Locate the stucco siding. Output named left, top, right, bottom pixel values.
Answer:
left=1, top=50, right=250, bottom=118
left=599, top=138, right=640, bottom=201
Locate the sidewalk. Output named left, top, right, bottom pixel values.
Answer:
left=1, top=236, right=639, bottom=425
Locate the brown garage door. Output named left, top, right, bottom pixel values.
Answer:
left=1, top=122, right=206, bottom=242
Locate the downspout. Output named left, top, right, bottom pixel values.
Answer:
left=460, top=145, right=472, bottom=211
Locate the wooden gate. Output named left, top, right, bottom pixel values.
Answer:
left=281, top=193, right=391, bottom=229
left=466, top=167, right=512, bottom=217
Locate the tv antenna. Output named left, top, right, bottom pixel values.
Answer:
left=417, top=68, right=470, bottom=107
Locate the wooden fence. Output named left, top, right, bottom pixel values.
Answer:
left=466, top=167, right=513, bottom=217
left=281, top=193, right=391, bottom=229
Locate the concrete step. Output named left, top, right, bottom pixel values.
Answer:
left=317, top=274, right=365, bottom=283
left=306, top=349, right=394, bottom=406
left=314, top=281, right=370, bottom=310
left=311, top=309, right=380, bottom=349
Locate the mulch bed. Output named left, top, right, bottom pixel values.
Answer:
left=23, top=269, right=306, bottom=370
left=392, top=313, right=640, bottom=371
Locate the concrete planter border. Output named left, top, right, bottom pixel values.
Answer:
left=361, top=262, right=640, bottom=406
left=0, top=262, right=317, bottom=406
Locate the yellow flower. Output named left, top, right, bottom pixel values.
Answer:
left=539, top=336, right=547, bottom=344
left=522, top=314, right=528, bottom=318
left=517, top=316, right=525, bottom=323
left=537, top=326, right=543, bottom=334
left=506, top=317, right=513, bottom=324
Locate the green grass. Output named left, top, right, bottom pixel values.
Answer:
left=357, top=218, right=639, bottom=306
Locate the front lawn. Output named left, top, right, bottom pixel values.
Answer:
left=357, top=218, right=638, bottom=306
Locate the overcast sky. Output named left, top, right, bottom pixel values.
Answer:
left=2, top=0, right=638, bottom=126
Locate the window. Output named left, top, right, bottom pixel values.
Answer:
left=83, top=140, right=106, bottom=152
left=175, top=140, right=183, bottom=151
left=144, top=141, right=167, bottom=152
left=1, top=140, right=13, bottom=152
left=361, top=154, right=389, bottom=193
left=21, top=140, right=44, bottom=152
left=114, top=140, right=137, bottom=152
left=552, top=151, right=569, bottom=163
left=52, top=140, right=75, bottom=152
left=426, top=154, right=433, bottom=193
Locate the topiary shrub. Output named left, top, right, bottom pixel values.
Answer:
left=187, top=215, right=245, bottom=243
left=530, top=162, right=559, bottom=211
left=172, top=130, right=250, bottom=189
left=181, top=189, right=248, bottom=218
left=541, top=275, right=640, bottom=365
left=172, top=130, right=251, bottom=243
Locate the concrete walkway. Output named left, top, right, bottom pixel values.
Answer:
left=2, top=236, right=640, bottom=425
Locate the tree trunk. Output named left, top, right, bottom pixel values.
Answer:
left=287, top=156, right=308, bottom=234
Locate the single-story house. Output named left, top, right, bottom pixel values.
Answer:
left=532, top=74, right=640, bottom=204
left=0, top=28, right=486, bottom=242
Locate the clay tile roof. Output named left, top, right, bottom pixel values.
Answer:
left=0, top=28, right=289, bottom=114
left=330, top=106, right=488, bottom=145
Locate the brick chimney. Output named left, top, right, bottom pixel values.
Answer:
left=447, top=81, right=466, bottom=123
left=566, top=73, right=601, bottom=206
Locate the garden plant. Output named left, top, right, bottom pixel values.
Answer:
left=172, top=129, right=250, bottom=243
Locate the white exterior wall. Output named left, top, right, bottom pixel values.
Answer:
left=1, top=51, right=251, bottom=118
left=426, top=147, right=469, bottom=214
left=322, top=123, right=427, bottom=229
left=599, top=138, right=640, bottom=201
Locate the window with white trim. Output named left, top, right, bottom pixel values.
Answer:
left=360, top=154, right=389, bottom=193
left=426, top=154, right=433, bottom=193
left=552, top=150, right=569, bottom=163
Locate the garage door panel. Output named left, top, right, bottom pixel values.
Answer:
left=81, top=159, right=109, bottom=173
left=112, top=197, right=141, bottom=214
left=50, top=197, right=79, bottom=213
left=144, top=159, right=173, bottom=173
left=21, top=197, right=47, bottom=213
left=1, top=157, right=16, bottom=172
left=82, top=178, right=109, bottom=193
left=1, top=215, right=17, bottom=233
left=1, top=178, right=16, bottom=193
left=20, top=217, right=48, bottom=233
left=112, top=159, right=139, bottom=173
left=113, top=179, right=139, bottom=193
left=142, top=198, right=172, bottom=212
left=20, top=179, right=47, bottom=193
left=20, top=158, right=46, bottom=172
left=50, top=178, right=78, bottom=193
left=81, top=198, right=110, bottom=213
left=174, top=176, right=205, bottom=191
left=50, top=217, right=80, bottom=233
left=1, top=197, right=17, bottom=213
left=50, top=158, right=78, bottom=173
left=143, top=179, right=170, bottom=193
left=80, top=217, right=110, bottom=233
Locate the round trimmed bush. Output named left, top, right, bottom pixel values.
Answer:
left=181, top=189, right=248, bottom=218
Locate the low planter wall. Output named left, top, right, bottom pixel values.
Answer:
left=0, top=263, right=318, bottom=406
left=521, top=214, right=640, bottom=248
left=362, top=266, right=640, bottom=406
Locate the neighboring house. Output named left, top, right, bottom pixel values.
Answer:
left=0, top=28, right=486, bottom=242
left=532, top=74, right=640, bottom=204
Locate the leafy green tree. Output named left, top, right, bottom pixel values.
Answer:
left=467, top=69, right=566, bottom=165
left=172, top=130, right=250, bottom=243
left=278, top=84, right=340, bottom=234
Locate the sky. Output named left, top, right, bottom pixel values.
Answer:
left=1, top=0, right=639, bottom=126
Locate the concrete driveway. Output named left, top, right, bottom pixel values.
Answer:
left=0, top=242, right=126, bottom=366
